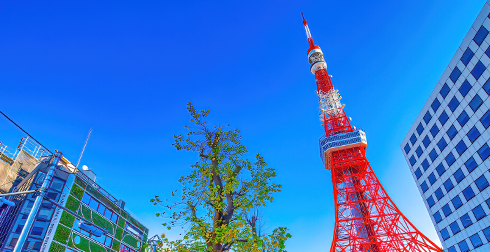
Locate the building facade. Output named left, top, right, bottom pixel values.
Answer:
left=0, top=138, right=148, bottom=252
left=401, top=2, right=490, bottom=251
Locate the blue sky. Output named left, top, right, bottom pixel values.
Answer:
left=0, top=0, right=487, bottom=250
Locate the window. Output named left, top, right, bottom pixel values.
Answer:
left=431, top=99, right=440, bottom=112
left=472, top=61, right=486, bottom=80
left=31, top=227, right=43, bottom=236
left=454, top=168, right=465, bottom=183
left=456, top=140, right=467, bottom=155
left=459, top=80, right=472, bottom=96
left=442, top=203, right=452, bottom=217
left=447, top=125, right=457, bottom=139
left=410, top=134, right=417, bottom=144
left=450, top=67, right=462, bottom=83
left=436, top=164, right=445, bottom=176
left=467, top=126, right=480, bottom=143
left=444, top=179, right=454, bottom=192
left=435, top=187, right=444, bottom=200
left=487, top=198, right=490, bottom=209
left=475, top=175, right=489, bottom=191
left=470, top=233, right=483, bottom=248
left=430, top=124, right=439, bottom=137
left=448, top=97, right=460, bottom=112
left=463, top=186, right=475, bottom=201
left=461, top=48, right=474, bottom=66
left=458, top=240, right=470, bottom=252
left=14, top=225, right=23, bottom=234
left=484, top=227, right=490, bottom=242
left=461, top=213, right=473, bottom=227
left=470, top=94, right=483, bottom=111
left=478, top=144, right=490, bottom=161
left=428, top=173, right=436, bottom=185
left=409, top=156, right=416, bottom=166
left=434, top=211, right=442, bottom=223
left=473, top=205, right=487, bottom=220
left=484, top=78, right=490, bottom=95
left=416, top=146, right=423, bottom=158
left=416, top=123, right=424, bottom=135
left=423, top=112, right=432, bottom=124
left=474, top=26, right=489, bottom=45
left=438, top=111, right=449, bottom=125
left=437, top=138, right=447, bottom=151
left=427, top=196, right=435, bottom=207
left=111, top=213, right=118, bottom=223
left=421, top=182, right=429, bottom=192
left=404, top=144, right=410, bottom=154
left=481, top=110, right=490, bottom=128
left=447, top=246, right=456, bottom=252
left=440, top=84, right=450, bottom=98
left=449, top=221, right=461, bottom=234
left=422, top=159, right=429, bottom=170
left=457, top=111, right=469, bottom=126
left=429, top=149, right=438, bottom=161
left=465, top=157, right=478, bottom=173
left=422, top=136, right=431, bottom=148
left=452, top=195, right=463, bottom=209
left=445, top=152, right=456, bottom=166
left=8, top=238, right=18, bottom=248
left=415, top=168, right=422, bottom=179
left=441, top=229, right=450, bottom=241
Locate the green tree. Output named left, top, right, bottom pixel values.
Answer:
left=152, top=103, right=290, bottom=252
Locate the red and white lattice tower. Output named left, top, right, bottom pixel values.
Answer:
left=302, top=14, right=443, bottom=252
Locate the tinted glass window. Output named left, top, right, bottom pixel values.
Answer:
left=452, top=195, right=463, bottom=209
left=474, top=26, right=489, bottom=45
left=421, top=159, right=429, bottom=170
left=423, top=112, right=432, bottom=124
left=453, top=168, right=465, bottom=183
left=457, top=111, right=469, bottom=126
left=438, top=111, right=449, bottom=125
left=449, top=221, right=460, bottom=234
left=461, top=213, right=472, bottom=227
left=445, top=152, right=456, bottom=166
left=421, top=182, right=429, bottom=192
left=463, top=186, right=475, bottom=201
left=450, top=67, right=462, bottom=83
left=31, top=227, right=43, bottom=236
left=440, top=84, right=450, bottom=98
left=415, top=168, right=422, bottom=179
left=448, top=246, right=456, bottom=252
left=456, top=140, right=467, bottom=155
left=448, top=97, right=460, bottom=112
left=437, top=138, right=447, bottom=151
left=472, top=61, right=486, bottom=80
left=441, top=228, right=449, bottom=240
left=475, top=175, right=489, bottom=191
left=427, top=196, right=435, bottom=207
left=483, top=78, right=490, bottom=95
left=467, top=126, right=480, bottom=143
left=409, top=156, right=416, bottom=166
left=435, top=187, right=444, bottom=200
left=480, top=111, right=490, bottom=130
left=422, top=136, right=431, bottom=147
left=483, top=227, right=490, bottom=241
left=470, top=94, right=483, bottom=111
left=473, top=205, right=487, bottom=220
left=470, top=233, right=483, bottom=248
left=442, top=204, right=452, bottom=217
left=404, top=144, right=410, bottom=154
left=429, top=149, right=438, bottom=161
left=434, top=211, right=442, bottom=223
left=416, top=146, right=423, bottom=158
left=435, top=163, right=445, bottom=176
left=444, top=179, right=454, bottom=192
left=461, top=48, right=474, bottom=66
left=478, top=143, right=490, bottom=161
left=459, top=80, right=472, bottom=96
left=465, top=157, right=478, bottom=173
left=431, top=98, right=440, bottom=112
left=430, top=125, right=439, bottom=137
left=428, top=173, right=436, bottom=185
left=410, top=134, right=417, bottom=144
left=458, top=240, right=469, bottom=252
left=447, top=125, right=457, bottom=139
left=416, top=123, right=424, bottom=135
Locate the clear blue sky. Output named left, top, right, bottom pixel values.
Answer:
left=0, top=0, right=486, bottom=250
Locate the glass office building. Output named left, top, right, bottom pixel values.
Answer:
left=401, top=2, right=490, bottom=251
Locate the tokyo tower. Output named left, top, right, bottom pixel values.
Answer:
left=301, top=14, right=443, bottom=252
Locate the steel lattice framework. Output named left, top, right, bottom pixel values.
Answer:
left=302, top=14, right=443, bottom=252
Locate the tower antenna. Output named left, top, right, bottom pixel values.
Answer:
left=76, top=128, right=92, bottom=168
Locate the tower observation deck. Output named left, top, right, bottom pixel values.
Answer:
left=302, top=14, right=443, bottom=252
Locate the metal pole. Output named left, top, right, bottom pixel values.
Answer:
left=13, top=151, right=62, bottom=252
left=76, top=128, right=92, bottom=168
